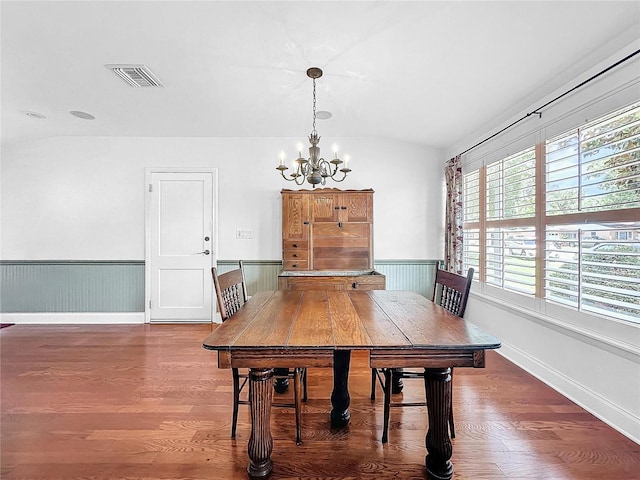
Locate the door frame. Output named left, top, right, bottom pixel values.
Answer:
left=144, top=167, right=219, bottom=324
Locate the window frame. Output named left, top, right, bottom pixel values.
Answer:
left=462, top=103, right=640, bottom=326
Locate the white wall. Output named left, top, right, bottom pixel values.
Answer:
left=466, top=288, right=640, bottom=443
left=449, top=41, right=640, bottom=443
left=1, top=135, right=443, bottom=261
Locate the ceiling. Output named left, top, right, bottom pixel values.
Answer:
left=2, top=1, right=639, bottom=153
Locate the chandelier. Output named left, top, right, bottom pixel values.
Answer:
left=276, top=67, right=351, bottom=188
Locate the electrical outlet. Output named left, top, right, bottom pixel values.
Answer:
left=236, top=229, right=253, bottom=239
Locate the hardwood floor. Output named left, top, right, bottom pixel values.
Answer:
left=1, top=324, right=638, bottom=479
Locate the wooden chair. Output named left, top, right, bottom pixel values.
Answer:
left=371, top=266, right=474, bottom=443
left=212, top=261, right=307, bottom=444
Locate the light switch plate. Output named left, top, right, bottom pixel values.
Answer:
left=236, top=229, right=253, bottom=239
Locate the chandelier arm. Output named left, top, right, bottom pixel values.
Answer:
left=330, top=171, right=349, bottom=182
left=279, top=170, right=303, bottom=183
left=330, top=163, right=341, bottom=179
left=331, top=164, right=352, bottom=182
left=316, top=159, right=331, bottom=179
left=320, top=159, right=341, bottom=179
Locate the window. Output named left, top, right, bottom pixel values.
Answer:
left=483, top=148, right=537, bottom=295
left=463, top=102, right=640, bottom=324
left=546, top=103, right=640, bottom=215
left=487, top=148, right=536, bottom=220
left=545, top=224, right=639, bottom=323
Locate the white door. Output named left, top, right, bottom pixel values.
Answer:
left=146, top=170, right=217, bottom=322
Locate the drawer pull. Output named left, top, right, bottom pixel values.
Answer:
left=352, top=282, right=358, bottom=289
left=292, top=244, right=298, bottom=248
left=292, top=264, right=298, bottom=268
left=293, top=254, right=298, bottom=258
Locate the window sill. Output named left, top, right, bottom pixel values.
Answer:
left=469, top=287, right=640, bottom=360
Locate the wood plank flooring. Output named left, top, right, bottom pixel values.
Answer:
left=1, top=324, right=638, bottom=479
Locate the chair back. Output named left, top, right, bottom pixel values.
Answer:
left=432, top=266, right=474, bottom=318
left=212, top=261, right=248, bottom=321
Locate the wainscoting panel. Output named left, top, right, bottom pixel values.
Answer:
left=215, top=260, right=282, bottom=295
left=1, top=260, right=440, bottom=314
left=0, top=261, right=145, bottom=313
left=374, top=260, right=439, bottom=298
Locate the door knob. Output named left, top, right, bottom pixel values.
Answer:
left=197, top=250, right=210, bottom=255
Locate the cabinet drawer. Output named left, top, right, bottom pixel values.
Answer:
left=283, top=249, right=308, bottom=261
left=348, top=275, right=386, bottom=290
left=283, top=240, right=309, bottom=250
left=278, top=272, right=386, bottom=290
left=283, top=260, right=309, bottom=270
left=280, top=278, right=347, bottom=291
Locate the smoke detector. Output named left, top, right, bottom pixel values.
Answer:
left=105, top=64, right=165, bottom=88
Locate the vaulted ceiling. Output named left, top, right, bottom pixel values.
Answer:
left=2, top=1, right=638, bottom=152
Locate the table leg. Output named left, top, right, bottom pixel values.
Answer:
left=247, top=368, right=274, bottom=479
left=423, top=368, right=454, bottom=480
left=330, top=350, right=351, bottom=427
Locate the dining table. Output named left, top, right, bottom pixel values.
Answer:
left=202, top=289, right=501, bottom=479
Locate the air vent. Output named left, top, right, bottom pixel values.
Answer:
left=105, top=64, right=165, bottom=88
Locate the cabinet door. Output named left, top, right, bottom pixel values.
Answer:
left=312, top=223, right=372, bottom=270
left=310, top=193, right=339, bottom=222
left=342, top=192, right=372, bottom=222
left=282, top=193, right=309, bottom=241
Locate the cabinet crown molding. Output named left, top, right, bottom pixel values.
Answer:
left=281, top=188, right=374, bottom=194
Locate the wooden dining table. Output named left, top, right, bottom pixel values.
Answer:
left=202, top=289, right=501, bottom=479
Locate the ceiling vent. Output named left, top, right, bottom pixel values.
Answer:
left=105, top=64, right=164, bottom=88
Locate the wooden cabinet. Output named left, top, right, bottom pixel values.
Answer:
left=281, top=188, right=374, bottom=272
left=280, top=188, right=385, bottom=290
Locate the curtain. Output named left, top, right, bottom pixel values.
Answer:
left=445, top=155, right=463, bottom=274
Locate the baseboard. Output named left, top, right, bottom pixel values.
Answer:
left=497, top=343, right=640, bottom=444
left=0, top=312, right=145, bottom=324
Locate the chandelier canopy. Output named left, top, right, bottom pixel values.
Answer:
left=277, top=67, right=351, bottom=188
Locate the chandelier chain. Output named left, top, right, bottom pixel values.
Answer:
left=312, top=78, right=317, bottom=135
